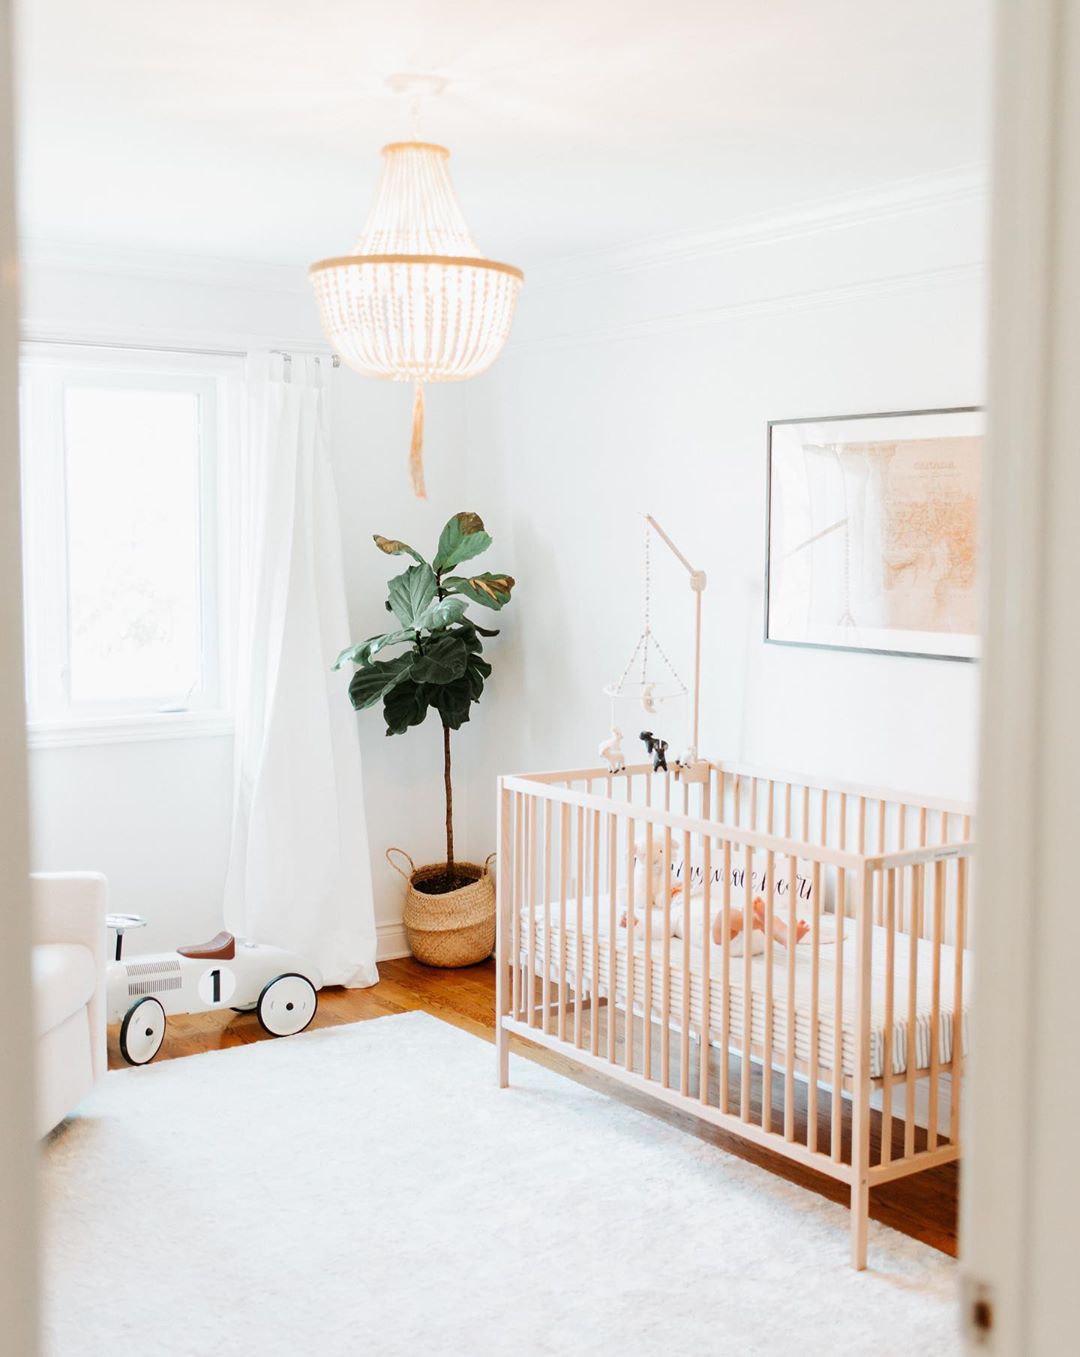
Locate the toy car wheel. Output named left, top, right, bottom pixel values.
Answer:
left=257, top=973, right=317, bottom=1037
left=119, top=996, right=166, bottom=1066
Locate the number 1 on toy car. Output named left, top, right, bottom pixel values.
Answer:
left=198, top=963, right=236, bottom=1006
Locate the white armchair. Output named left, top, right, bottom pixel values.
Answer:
left=31, top=873, right=107, bottom=1136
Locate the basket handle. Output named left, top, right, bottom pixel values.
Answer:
left=482, top=852, right=497, bottom=876
left=386, top=847, right=416, bottom=882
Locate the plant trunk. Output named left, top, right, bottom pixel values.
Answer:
left=443, top=721, right=455, bottom=876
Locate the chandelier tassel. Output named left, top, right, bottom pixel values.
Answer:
left=409, top=381, right=427, bottom=499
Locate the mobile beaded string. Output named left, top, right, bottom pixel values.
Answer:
left=600, top=514, right=708, bottom=780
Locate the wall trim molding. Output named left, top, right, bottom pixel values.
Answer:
left=376, top=921, right=410, bottom=962
left=19, top=317, right=333, bottom=361
left=506, top=260, right=985, bottom=355
left=20, top=237, right=309, bottom=296
left=530, top=165, right=987, bottom=290
left=20, top=165, right=987, bottom=307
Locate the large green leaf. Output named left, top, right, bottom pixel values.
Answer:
left=387, top=564, right=437, bottom=629
left=383, top=680, right=431, bottom=736
left=443, top=572, right=515, bottom=610
left=409, top=633, right=469, bottom=684
left=373, top=534, right=426, bottom=566
left=464, top=652, right=492, bottom=701
left=431, top=675, right=474, bottom=729
left=433, top=512, right=492, bottom=573
left=452, top=623, right=485, bottom=653
left=333, top=628, right=415, bottom=671
left=347, top=654, right=412, bottom=711
left=414, top=596, right=469, bottom=631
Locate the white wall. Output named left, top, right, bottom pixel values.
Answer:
left=19, top=248, right=478, bottom=958
left=463, top=177, right=987, bottom=811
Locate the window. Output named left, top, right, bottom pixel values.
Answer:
left=19, top=345, right=239, bottom=743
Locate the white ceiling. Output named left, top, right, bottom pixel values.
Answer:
left=16, top=0, right=992, bottom=274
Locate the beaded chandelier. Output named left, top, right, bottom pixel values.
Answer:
left=309, top=139, right=524, bottom=497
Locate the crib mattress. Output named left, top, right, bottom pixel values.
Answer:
left=515, top=905, right=971, bottom=1081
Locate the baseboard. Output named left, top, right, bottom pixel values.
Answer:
left=376, top=921, right=410, bottom=962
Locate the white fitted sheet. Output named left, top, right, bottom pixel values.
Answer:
left=517, top=903, right=971, bottom=1081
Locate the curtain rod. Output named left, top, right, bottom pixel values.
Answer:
left=20, top=335, right=341, bottom=366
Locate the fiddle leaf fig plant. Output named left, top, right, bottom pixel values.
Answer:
left=334, top=511, right=515, bottom=891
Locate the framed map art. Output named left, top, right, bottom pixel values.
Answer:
left=765, top=407, right=984, bottom=662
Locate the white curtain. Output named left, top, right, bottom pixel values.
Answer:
left=224, top=353, right=378, bottom=988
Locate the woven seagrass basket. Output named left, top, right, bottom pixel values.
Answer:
left=387, top=849, right=497, bottom=968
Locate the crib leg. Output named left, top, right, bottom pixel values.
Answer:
left=496, top=1019, right=510, bottom=1088
left=850, top=1177, right=869, bottom=1270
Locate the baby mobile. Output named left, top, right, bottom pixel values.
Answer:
left=599, top=514, right=708, bottom=782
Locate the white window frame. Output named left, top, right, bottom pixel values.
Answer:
left=19, top=343, right=240, bottom=747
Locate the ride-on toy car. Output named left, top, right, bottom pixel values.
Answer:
left=106, top=929, right=323, bottom=1065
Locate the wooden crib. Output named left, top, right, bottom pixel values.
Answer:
left=494, top=759, right=974, bottom=1270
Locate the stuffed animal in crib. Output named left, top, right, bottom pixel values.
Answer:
left=639, top=730, right=669, bottom=772
left=630, top=838, right=680, bottom=907
left=598, top=727, right=626, bottom=774
left=620, top=842, right=806, bottom=955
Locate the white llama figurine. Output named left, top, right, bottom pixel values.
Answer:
left=598, top=727, right=626, bottom=774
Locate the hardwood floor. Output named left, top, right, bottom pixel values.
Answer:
left=108, top=956, right=959, bottom=1258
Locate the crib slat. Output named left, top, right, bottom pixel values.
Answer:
left=558, top=802, right=569, bottom=1044
left=762, top=846, right=775, bottom=1135
left=785, top=853, right=797, bottom=1142
left=511, top=792, right=522, bottom=1020
left=608, top=813, right=618, bottom=1065
left=741, top=844, right=753, bottom=1122
left=951, top=856, right=968, bottom=1146
left=881, top=867, right=896, bottom=1166
left=590, top=809, right=601, bottom=1057
left=700, top=827, right=713, bottom=1106
left=661, top=826, right=673, bottom=1088
left=851, top=865, right=874, bottom=1267
left=808, top=858, right=821, bottom=1154
left=680, top=827, right=692, bottom=1096
left=574, top=805, right=584, bottom=1048
left=720, top=839, right=732, bottom=1115
left=765, top=776, right=770, bottom=1134
left=643, top=811, right=654, bottom=1082
left=625, top=810, right=636, bottom=1074
left=928, top=859, right=944, bottom=1149
left=904, top=864, right=922, bottom=1159
left=831, top=866, right=845, bottom=1163
left=526, top=796, right=537, bottom=1027
left=542, top=800, right=552, bottom=1036
left=917, top=809, right=928, bottom=935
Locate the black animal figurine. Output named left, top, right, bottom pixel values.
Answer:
left=639, top=730, right=669, bottom=773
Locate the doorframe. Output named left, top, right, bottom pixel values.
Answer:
left=0, top=0, right=40, bottom=1350
left=962, top=0, right=1080, bottom=1350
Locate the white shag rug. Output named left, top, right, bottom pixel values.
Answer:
left=42, top=1012, right=959, bottom=1357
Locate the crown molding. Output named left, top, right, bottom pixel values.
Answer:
left=529, top=165, right=988, bottom=290
left=18, top=164, right=987, bottom=309
left=18, top=237, right=310, bottom=296
left=505, top=260, right=985, bottom=355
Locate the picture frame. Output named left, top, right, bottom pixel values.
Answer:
left=765, top=406, right=984, bottom=662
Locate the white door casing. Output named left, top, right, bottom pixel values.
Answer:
left=962, top=1, right=1080, bottom=1352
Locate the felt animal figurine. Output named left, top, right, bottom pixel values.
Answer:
left=598, top=727, right=626, bottom=774
left=629, top=839, right=682, bottom=909
left=639, top=729, right=669, bottom=772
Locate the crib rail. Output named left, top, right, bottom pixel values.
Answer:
left=495, top=759, right=974, bottom=1270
